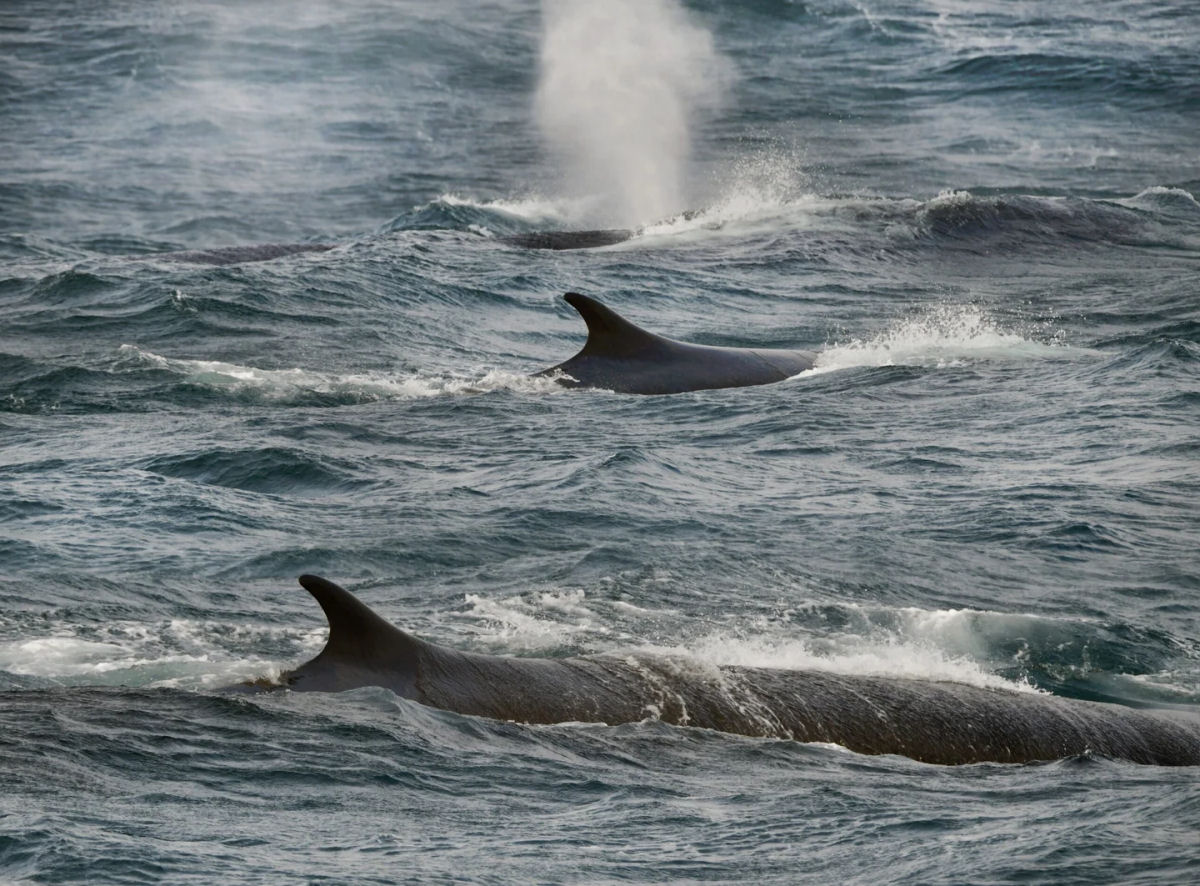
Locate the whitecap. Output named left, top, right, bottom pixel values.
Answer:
left=115, top=345, right=567, bottom=401
left=802, top=305, right=1078, bottom=375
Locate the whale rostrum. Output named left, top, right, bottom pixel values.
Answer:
left=242, top=576, right=1200, bottom=766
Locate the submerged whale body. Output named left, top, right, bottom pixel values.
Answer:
left=501, top=229, right=634, bottom=250
left=537, top=292, right=815, bottom=394
left=249, top=575, right=1200, bottom=766
left=500, top=210, right=708, bottom=250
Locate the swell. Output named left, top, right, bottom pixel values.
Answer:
left=1, top=684, right=1196, bottom=885
left=384, top=188, right=1200, bottom=266
left=930, top=52, right=1200, bottom=110
left=141, top=447, right=375, bottom=496
left=6, top=553, right=1197, bottom=713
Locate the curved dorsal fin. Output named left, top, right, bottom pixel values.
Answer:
left=564, top=292, right=671, bottom=360
left=297, top=574, right=417, bottom=665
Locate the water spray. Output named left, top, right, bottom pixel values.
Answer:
left=535, top=0, right=731, bottom=226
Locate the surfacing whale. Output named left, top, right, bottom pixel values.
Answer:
left=537, top=292, right=815, bottom=394
left=499, top=209, right=708, bottom=250
left=236, top=575, right=1200, bottom=766
left=501, top=230, right=634, bottom=250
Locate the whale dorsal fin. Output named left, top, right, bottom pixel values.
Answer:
left=291, top=575, right=421, bottom=695
left=564, top=292, right=671, bottom=360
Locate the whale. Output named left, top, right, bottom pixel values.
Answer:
left=499, top=210, right=708, bottom=250
left=536, top=292, right=816, bottom=394
left=237, top=575, right=1200, bottom=766
left=501, top=230, right=634, bottom=250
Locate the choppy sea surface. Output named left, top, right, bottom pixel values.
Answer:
left=2, top=0, right=1199, bottom=882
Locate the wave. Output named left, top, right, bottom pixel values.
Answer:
left=931, top=52, right=1199, bottom=110
left=1117, top=185, right=1200, bottom=219
left=908, top=189, right=1166, bottom=249
left=5, top=582, right=1195, bottom=707
left=805, top=304, right=1076, bottom=375
left=452, top=588, right=1200, bottom=703
left=0, top=617, right=317, bottom=691
left=117, top=345, right=565, bottom=404
left=141, top=447, right=371, bottom=496
left=3, top=304, right=1078, bottom=416
left=391, top=185, right=1200, bottom=259
left=880, top=187, right=1199, bottom=253
left=386, top=193, right=590, bottom=237
left=396, top=184, right=809, bottom=245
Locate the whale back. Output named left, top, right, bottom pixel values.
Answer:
left=729, top=666, right=1200, bottom=766
left=540, top=292, right=815, bottom=394
left=261, top=576, right=1200, bottom=765
left=501, top=230, right=634, bottom=250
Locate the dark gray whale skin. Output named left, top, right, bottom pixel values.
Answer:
left=500, top=210, right=706, bottom=250
left=537, top=293, right=815, bottom=395
left=501, top=230, right=634, bottom=250
left=241, top=576, right=1200, bottom=766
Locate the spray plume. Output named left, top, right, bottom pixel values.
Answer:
left=535, top=0, right=731, bottom=226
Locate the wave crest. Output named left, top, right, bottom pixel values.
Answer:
left=117, top=345, right=565, bottom=404
left=809, top=305, right=1071, bottom=374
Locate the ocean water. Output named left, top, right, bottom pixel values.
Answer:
left=2, top=0, right=1199, bottom=882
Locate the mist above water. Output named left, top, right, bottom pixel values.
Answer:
left=535, top=0, right=731, bottom=226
